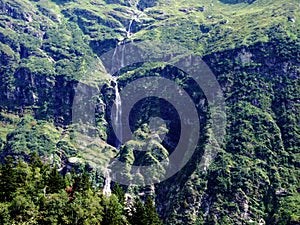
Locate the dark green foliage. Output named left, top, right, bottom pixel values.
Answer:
left=73, top=171, right=91, bottom=193
left=144, top=197, right=163, bottom=225
left=46, top=166, right=66, bottom=194
left=113, top=183, right=126, bottom=205
left=274, top=194, right=300, bottom=224
left=9, top=193, right=38, bottom=223
left=0, top=203, right=10, bottom=224
left=37, top=190, right=70, bottom=225
left=128, top=197, right=162, bottom=225
left=29, top=151, right=44, bottom=168
left=0, top=155, right=163, bottom=224
left=0, top=156, right=19, bottom=201
left=0, top=0, right=299, bottom=224
left=129, top=197, right=147, bottom=225
left=102, top=194, right=126, bottom=225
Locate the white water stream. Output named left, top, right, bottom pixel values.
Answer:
left=103, top=167, right=112, bottom=196
left=103, top=0, right=141, bottom=196
left=113, top=77, right=122, bottom=149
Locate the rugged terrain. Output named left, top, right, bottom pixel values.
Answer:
left=0, top=0, right=299, bottom=224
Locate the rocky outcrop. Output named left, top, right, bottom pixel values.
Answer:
left=137, top=0, right=157, bottom=11
left=154, top=40, right=299, bottom=224
left=0, top=0, right=34, bottom=22
left=0, top=0, right=299, bottom=224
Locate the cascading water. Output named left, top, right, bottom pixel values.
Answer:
left=121, top=0, right=140, bottom=65
left=113, top=78, right=122, bottom=149
left=126, top=16, right=136, bottom=38
left=111, top=0, right=141, bottom=147
left=103, top=168, right=112, bottom=196
left=120, top=11, right=137, bottom=66
left=103, top=0, right=141, bottom=194
left=102, top=78, right=122, bottom=196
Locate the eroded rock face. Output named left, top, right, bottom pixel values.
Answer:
left=1, top=40, right=298, bottom=225
left=0, top=58, right=80, bottom=125
left=0, top=0, right=34, bottom=22
left=155, top=42, right=299, bottom=224
left=137, top=0, right=157, bottom=10
left=0, top=0, right=299, bottom=224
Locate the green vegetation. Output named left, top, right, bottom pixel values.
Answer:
left=0, top=0, right=299, bottom=224
left=0, top=154, right=162, bottom=224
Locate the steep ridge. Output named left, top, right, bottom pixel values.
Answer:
left=0, top=0, right=299, bottom=224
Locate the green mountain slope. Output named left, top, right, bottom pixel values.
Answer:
left=0, top=0, right=299, bottom=224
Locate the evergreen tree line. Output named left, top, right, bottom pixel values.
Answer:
left=0, top=153, right=163, bottom=225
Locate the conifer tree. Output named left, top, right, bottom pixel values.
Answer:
left=144, top=197, right=163, bottom=225
left=0, top=202, right=11, bottom=224
left=128, top=197, right=163, bottom=225
left=73, top=171, right=91, bottom=193
left=46, top=166, right=65, bottom=194
left=102, top=194, right=126, bottom=225
left=112, top=183, right=125, bottom=206
left=129, top=197, right=147, bottom=225
left=29, top=152, right=43, bottom=168
left=0, top=156, right=17, bottom=201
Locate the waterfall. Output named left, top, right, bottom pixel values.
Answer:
left=109, top=0, right=141, bottom=148
left=120, top=16, right=133, bottom=66
left=110, top=0, right=140, bottom=69
left=103, top=168, right=112, bottom=196
left=122, top=8, right=137, bottom=64
left=126, top=17, right=134, bottom=38
left=113, top=78, right=122, bottom=149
